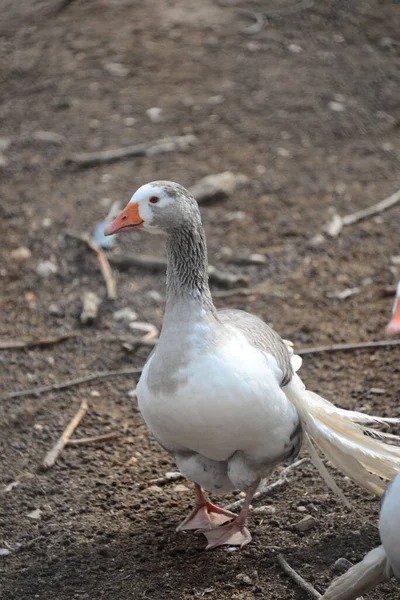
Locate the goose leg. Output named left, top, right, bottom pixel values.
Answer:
left=176, top=483, right=237, bottom=532
left=199, top=478, right=260, bottom=549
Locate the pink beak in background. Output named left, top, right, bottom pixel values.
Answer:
left=385, top=287, right=400, bottom=337
left=104, top=202, right=143, bottom=236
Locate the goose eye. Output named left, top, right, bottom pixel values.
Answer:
left=149, top=196, right=159, bottom=204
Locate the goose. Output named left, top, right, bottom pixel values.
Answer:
left=322, top=473, right=400, bottom=599
left=386, top=282, right=400, bottom=337
left=104, top=181, right=400, bottom=549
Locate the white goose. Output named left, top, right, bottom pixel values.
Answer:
left=105, top=181, right=400, bottom=549
left=322, top=473, right=400, bottom=599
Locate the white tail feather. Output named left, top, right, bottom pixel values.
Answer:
left=321, top=546, right=389, bottom=600
left=284, top=366, right=400, bottom=500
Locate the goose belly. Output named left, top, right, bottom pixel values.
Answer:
left=137, top=343, right=298, bottom=463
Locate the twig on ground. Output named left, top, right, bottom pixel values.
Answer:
left=212, top=287, right=257, bottom=298
left=0, top=332, right=78, bottom=351
left=342, top=188, right=400, bottom=226
left=5, top=367, right=142, bottom=400
left=66, top=135, right=198, bottom=167
left=325, top=188, right=400, bottom=237
left=42, top=399, right=89, bottom=470
left=237, top=8, right=267, bottom=34
left=148, top=472, right=184, bottom=486
left=109, top=253, right=248, bottom=288
left=67, top=432, right=120, bottom=446
left=224, top=458, right=308, bottom=511
left=65, top=230, right=116, bottom=299
left=277, top=554, right=322, bottom=599
left=297, top=339, right=400, bottom=356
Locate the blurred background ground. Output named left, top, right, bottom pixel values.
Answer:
left=0, top=0, right=399, bottom=598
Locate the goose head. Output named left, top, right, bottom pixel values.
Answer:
left=104, top=181, right=200, bottom=237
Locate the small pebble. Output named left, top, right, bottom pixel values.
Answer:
left=27, top=509, right=42, bottom=520
left=146, top=107, right=163, bottom=123
left=123, top=117, right=137, bottom=127
left=11, top=247, right=31, bottom=261
left=147, top=290, right=163, bottom=302
left=129, top=321, right=158, bottom=336
left=0, top=137, right=11, bottom=151
left=104, top=62, right=129, bottom=77
left=36, top=260, right=58, bottom=278
left=0, top=548, right=10, bottom=557
left=207, top=95, right=224, bottom=105
left=252, top=505, right=276, bottom=515
left=328, top=101, right=346, bottom=112
left=146, top=485, right=163, bottom=495
left=48, top=303, right=63, bottom=316
left=288, top=43, right=303, bottom=53
left=293, top=515, right=318, bottom=532
left=236, top=573, right=253, bottom=585
left=113, top=308, right=138, bottom=323
left=172, top=484, right=190, bottom=493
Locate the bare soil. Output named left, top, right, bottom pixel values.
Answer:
left=1, top=1, right=400, bottom=598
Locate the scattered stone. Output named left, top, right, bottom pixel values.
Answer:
left=42, top=217, right=52, bottom=228
left=36, top=260, right=58, bottom=278
left=48, top=303, right=63, bottom=316
left=123, top=117, right=137, bottom=127
left=90, top=390, right=100, bottom=397
left=0, top=548, right=10, bottom=557
left=309, top=233, right=325, bottom=247
left=328, top=101, right=346, bottom=112
left=164, top=472, right=182, bottom=480
left=89, top=119, right=100, bottom=129
left=31, top=130, right=65, bottom=145
left=147, top=290, right=163, bottom=302
left=369, top=388, right=386, bottom=395
left=252, top=505, right=276, bottom=515
left=0, top=153, right=8, bottom=169
left=80, top=292, right=101, bottom=325
left=146, top=485, right=163, bottom=495
left=146, top=107, right=163, bottom=123
left=11, top=247, right=31, bottom=261
left=297, top=506, right=307, bottom=513
left=189, top=171, right=249, bottom=204
left=27, top=509, right=42, bottom=520
left=104, top=62, right=129, bottom=77
left=172, top=484, right=190, bottom=493
left=223, top=211, right=246, bottom=223
left=207, top=95, right=224, bottom=105
left=0, top=137, right=11, bottom=152
left=294, top=515, right=318, bottom=532
left=236, top=573, right=253, bottom=585
left=332, top=557, right=353, bottom=573
left=288, top=43, right=303, bottom=53
left=113, top=307, right=138, bottom=323
left=277, top=147, right=291, bottom=158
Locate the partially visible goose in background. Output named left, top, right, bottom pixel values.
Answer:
left=104, top=181, right=400, bottom=549
left=322, top=473, right=400, bottom=599
left=386, top=282, right=400, bottom=336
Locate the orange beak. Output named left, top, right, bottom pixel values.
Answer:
left=386, top=296, right=400, bottom=337
left=104, top=202, right=143, bottom=236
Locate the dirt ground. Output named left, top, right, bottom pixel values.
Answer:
left=1, top=0, right=400, bottom=598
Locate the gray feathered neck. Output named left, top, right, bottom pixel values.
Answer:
left=162, top=187, right=214, bottom=312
